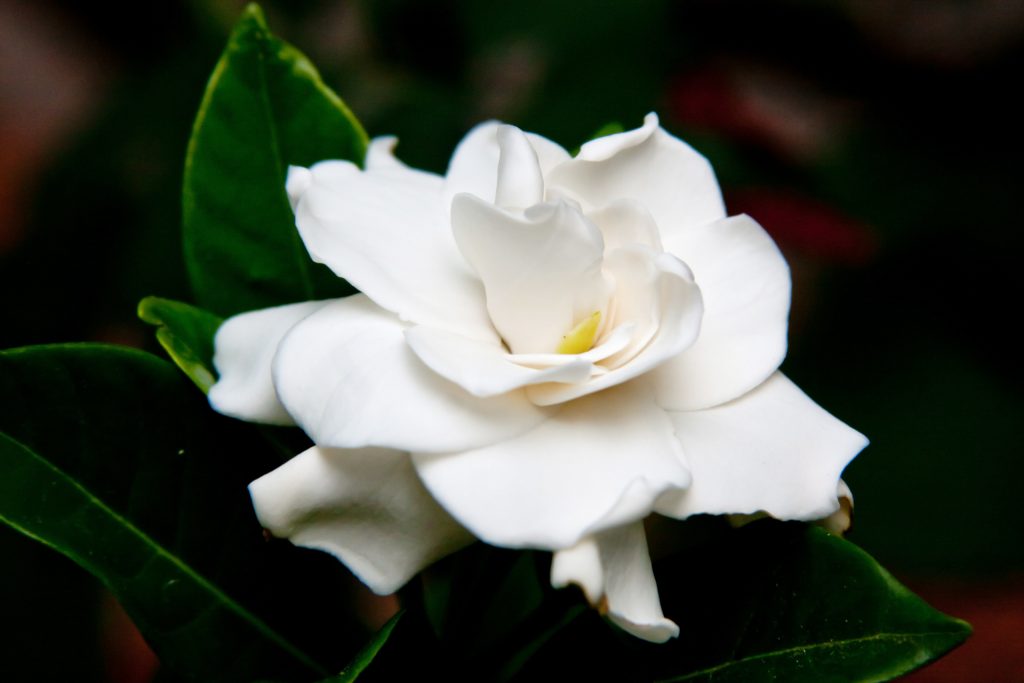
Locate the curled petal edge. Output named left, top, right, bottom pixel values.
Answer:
left=551, top=523, right=679, bottom=643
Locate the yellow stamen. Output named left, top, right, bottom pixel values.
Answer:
left=556, top=311, right=602, bottom=355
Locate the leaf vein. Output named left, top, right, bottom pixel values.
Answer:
left=0, top=432, right=326, bottom=677
left=656, top=630, right=968, bottom=682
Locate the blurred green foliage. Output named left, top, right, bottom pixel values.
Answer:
left=1, top=0, right=1019, bottom=679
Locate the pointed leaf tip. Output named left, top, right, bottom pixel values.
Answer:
left=183, top=4, right=365, bottom=316
left=240, top=3, right=267, bottom=26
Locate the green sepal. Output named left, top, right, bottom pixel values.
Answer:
left=138, top=296, right=223, bottom=392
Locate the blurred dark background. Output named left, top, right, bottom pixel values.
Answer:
left=1, top=0, right=1021, bottom=680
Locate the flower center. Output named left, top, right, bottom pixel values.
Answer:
left=556, top=311, right=601, bottom=354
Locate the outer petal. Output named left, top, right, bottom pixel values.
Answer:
left=405, top=326, right=592, bottom=397
left=547, top=113, right=725, bottom=238
left=364, top=136, right=445, bottom=188
left=444, top=121, right=571, bottom=205
left=551, top=535, right=603, bottom=604
left=655, top=372, right=867, bottom=522
left=288, top=137, right=438, bottom=202
left=526, top=247, right=703, bottom=406
left=551, top=523, right=679, bottom=643
left=653, top=214, right=791, bottom=411
left=412, top=381, right=690, bottom=550
left=272, top=294, right=550, bottom=453
left=726, top=481, right=854, bottom=534
left=291, top=160, right=497, bottom=342
left=452, top=195, right=611, bottom=354
left=209, top=300, right=328, bottom=425
left=286, top=136, right=442, bottom=217
left=250, top=446, right=472, bottom=595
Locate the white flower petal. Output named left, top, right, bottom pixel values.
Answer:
left=655, top=372, right=867, bottom=522
left=495, top=125, right=544, bottom=209
left=653, top=214, right=791, bottom=410
left=209, top=300, right=328, bottom=425
left=412, top=381, right=690, bottom=550
left=405, top=325, right=592, bottom=397
left=292, top=159, right=497, bottom=342
left=272, top=294, right=550, bottom=453
left=451, top=194, right=612, bottom=354
left=250, top=446, right=472, bottom=595
left=364, top=135, right=451, bottom=191
left=587, top=199, right=664, bottom=253
left=285, top=166, right=312, bottom=212
left=552, top=524, right=679, bottom=643
left=550, top=536, right=603, bottom=604
left=365, top=136, right=412, bottom=173
left=445, top=121, right=571, bottom=205
left=547, top=113, right=725, bottom=237
left=526, top=247, right=703, bottom=406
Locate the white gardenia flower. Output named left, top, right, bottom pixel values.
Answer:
left=208, top=113, right=867, bottom=643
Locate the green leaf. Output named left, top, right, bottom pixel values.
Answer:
left=0, top=345, right=365, bottom=681
left=517, top=521, right=970, bottom=683
left=569, top=121, right=625, bottom=156
left=384, top=546, right=575, bottom=681
left=651, top=526, right=972, bottom=682
left=329, top=610, right=403, bottom=683
left=589, top=121, right=624, bottom=140
left=183, top=3, right=366, bottom=317
left=422, top=545, right=544, bottom=647
left=492, top=604, right=585, bottom=682
left=138, top=296, right=223, bottom=392
left=137, top=295, right=314, bottom=463
left=0, top=431, right=322, bottom=680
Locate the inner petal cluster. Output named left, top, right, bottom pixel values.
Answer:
left=440, top=125, right=704, bottom=406
left=451, top=194, right=612, bottom=355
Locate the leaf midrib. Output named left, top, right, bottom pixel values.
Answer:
left=251, top=27, right=316, bottom=301
left=0, top=431, right=326, bottom=677
left=656, top=629, right=969, bottom=682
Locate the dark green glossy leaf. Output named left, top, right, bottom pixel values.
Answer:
left=183, top=4, right=365, bottom=317
left=0, top=431, right=322, bottom=680
left=330, top=610, right=403, bottom=683
left=138, top=296, right=223, bottom=392
left=492, top=603, right=585, bottom=682
left=652, top=525, right=971, bottom=682
left=0, top=345, right=365, bottom=682
left=515, top=520, right=970, bottom=683
left=422, top=545, right=544, bottom=647
left=365, top=546, right=582, bottom=681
